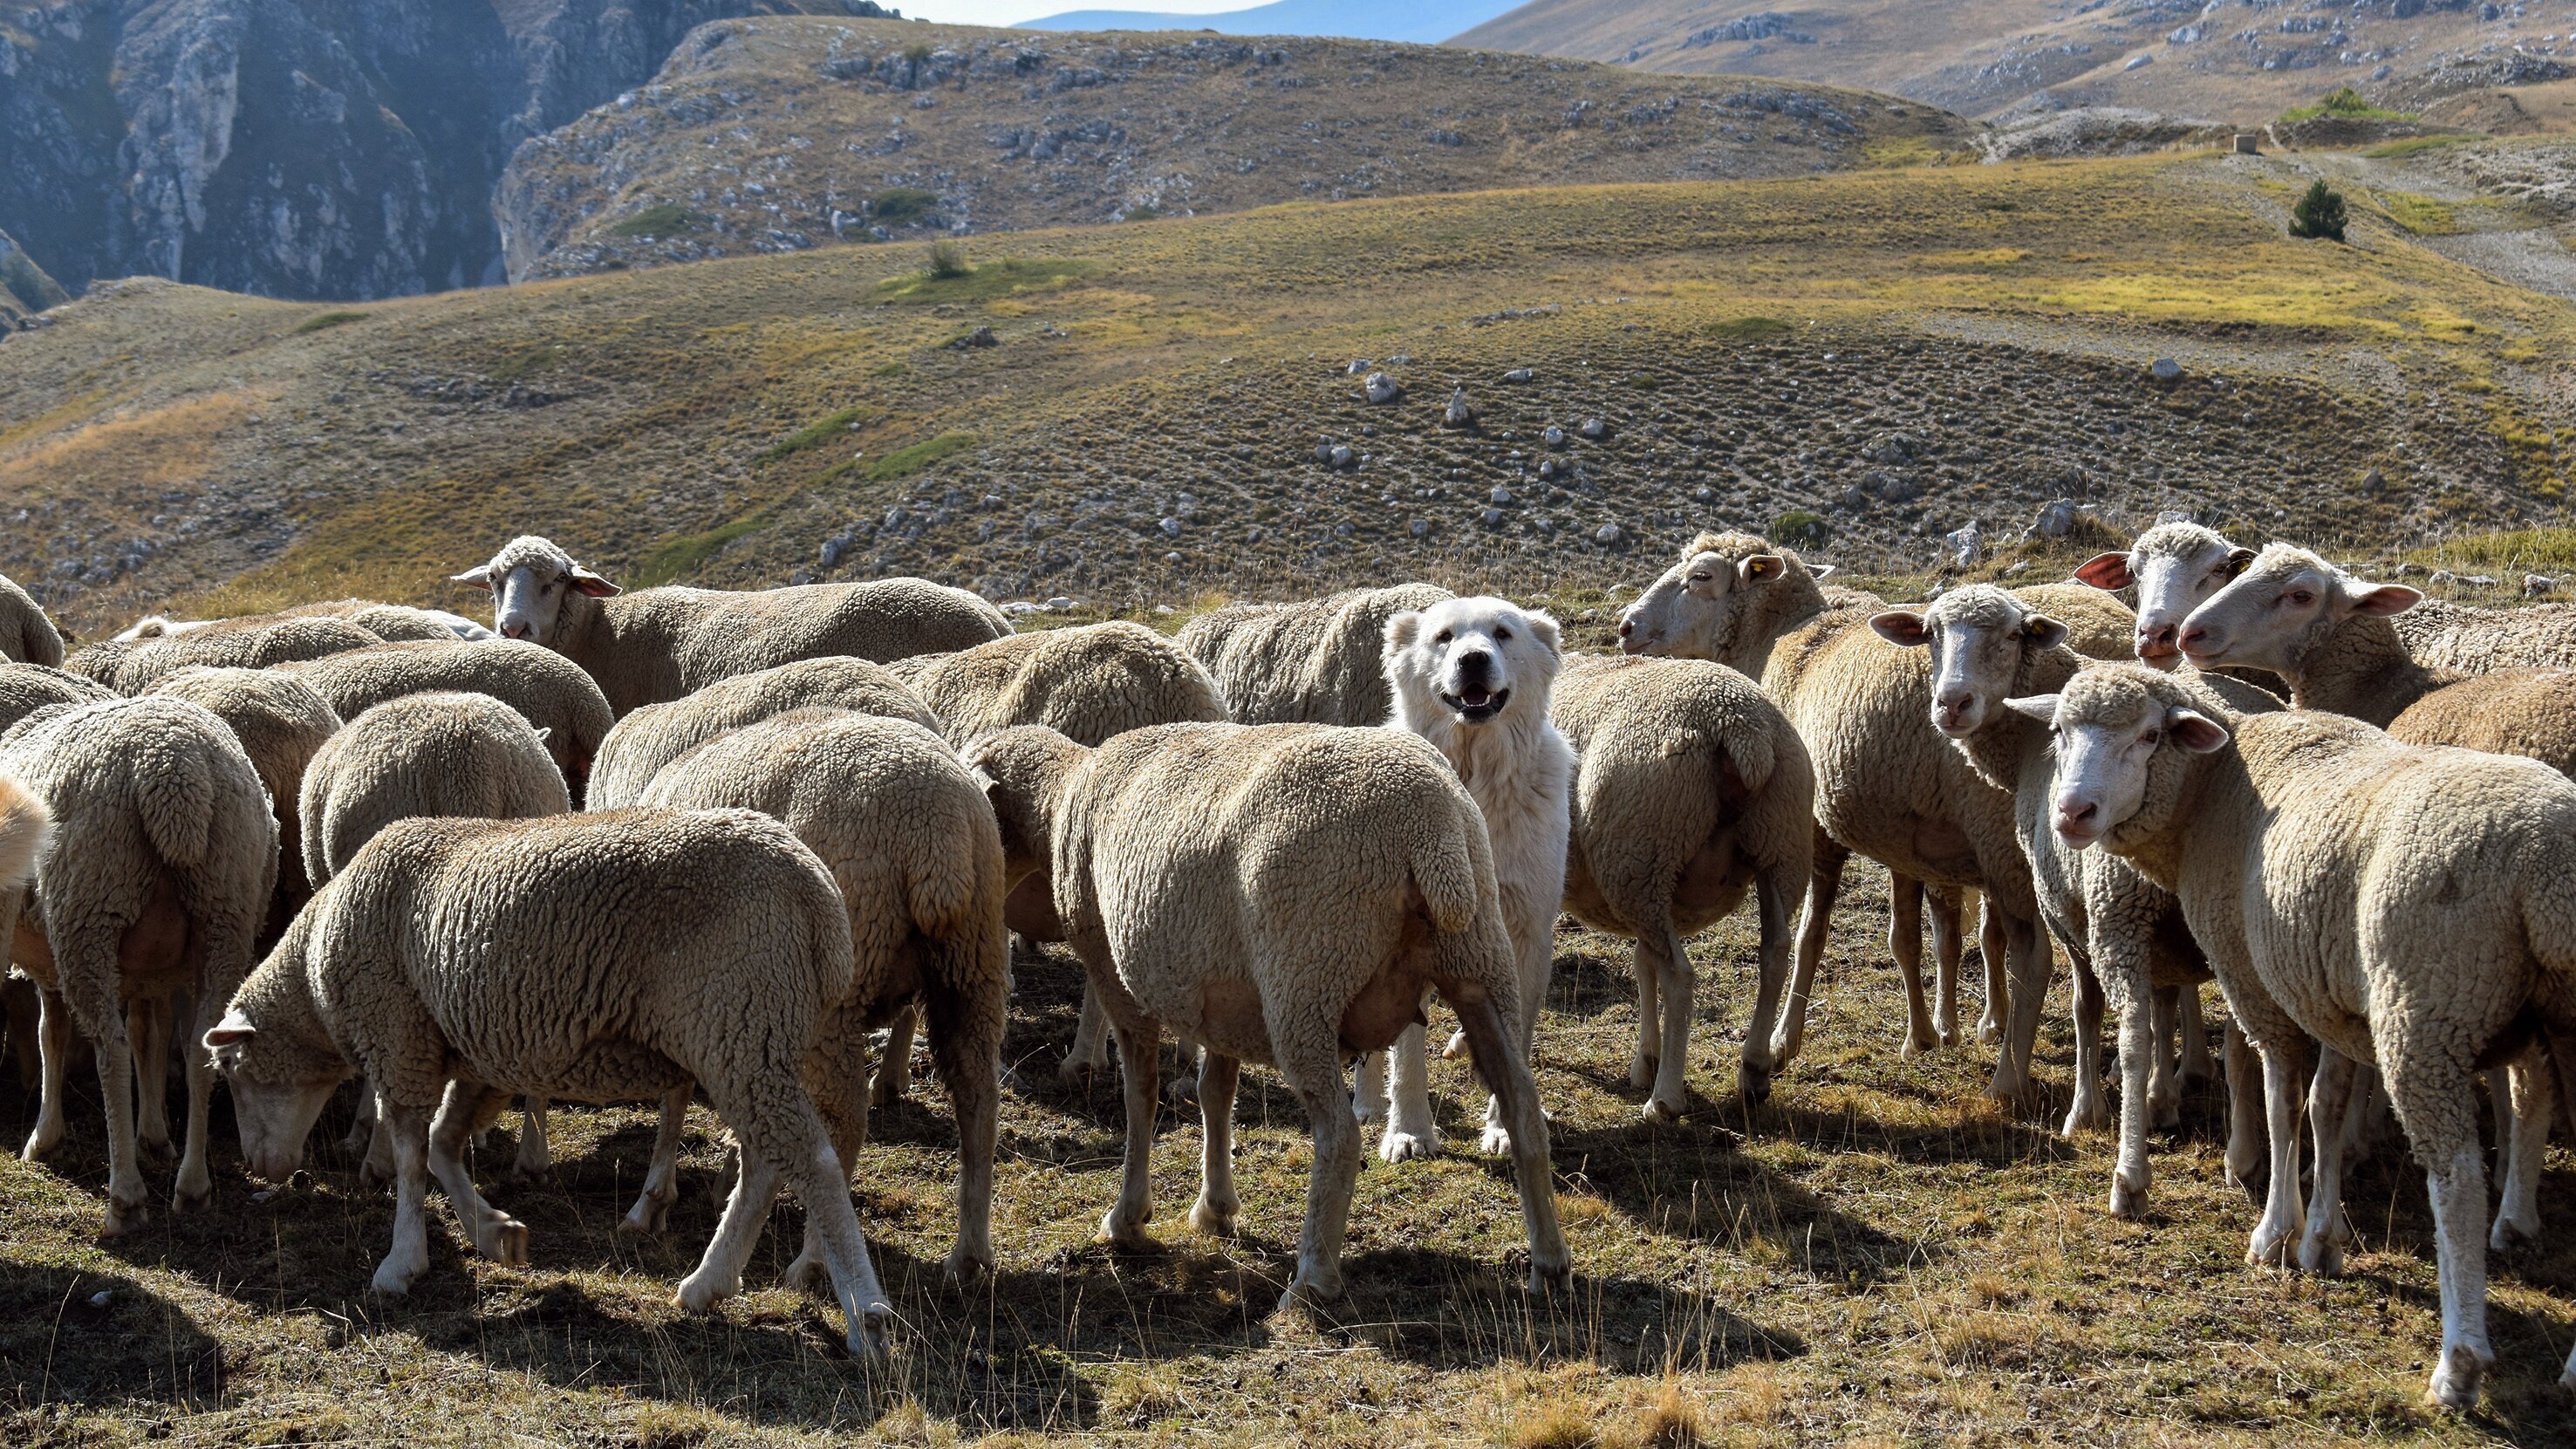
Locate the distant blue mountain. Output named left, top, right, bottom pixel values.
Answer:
left=1017, top=0, right=1521, bottom=45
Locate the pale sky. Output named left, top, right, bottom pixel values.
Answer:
left=905, top=0, right=1249, bottom=25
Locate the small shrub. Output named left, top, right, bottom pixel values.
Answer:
left=489, top=345, right=562, bottom=383
left=293, top=311, right=366, bottom=334
left=871, top=188, right=939, bottom=228
left=1121, top=203, right=1160, bottom=222
left=610, top=203, right=695, bottom=240
left=1773, top=509, right=1831, bottom=548
left=2289, top=180, right=2347, bottom=243
left=926, top=239, right=969, bottom=279
left=2280, top=87, right=2418, bottom=124
left=1705, top=316, right=1793, bottom=342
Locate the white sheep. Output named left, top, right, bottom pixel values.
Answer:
left=968, top=722, right=1570, bottom=1309
left=2019, top=664, right=2576, bottom=1409
left=0, top=664, right=111, bottom=731
left=1177, top=584, right=1453, bottom=726
left=4, top=696, right=276, bottom=1234
left=203, top=808, right=900, bottom=1354
left=139, top=667, right=343, bottom=933
left=0, top=573, right=65, bottom=666
left=586, top=657, right=936, bottom=810
left=278, top=639, right=613, bottom=803
left=452, top=534, right=1009, bottom=715
left=70, top=614, right=382, bottom=693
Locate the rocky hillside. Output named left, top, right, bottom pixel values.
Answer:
left=1021, top=1, right=1520, bottom=44
left=493, top=16, right=1971, bottom=281
left=0, top=0, right=893, bottom=303
left=1, top=151, right=2567, bottom=634
left=0, top=229, right=68, bottom=331
left=1458, top=0, right=2558, bottom=123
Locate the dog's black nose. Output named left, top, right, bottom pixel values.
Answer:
left=1453, top=650, right=1496, bottom=689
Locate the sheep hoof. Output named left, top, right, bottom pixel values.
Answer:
left=846, top=1306, right=895, bottom=1358
left=2491, top=1217, right=2538, bottom=1253
left=1378, top=1130, right=1438, bottom=1164
left=1735, top=1062, right=1772, bottom=1106
left=21, top=1127, right=60, bottom=1162
left=941, top=1244, right=994, bottom=1282
left=100, top=1196, right=147, bottom=1239
left=2295, top=1235, right=2343, bottom=1276
left=1627, top=1055, right=1657, bottom=1090
left=2246, top=1223, right=2297, bottom=1268
left=618, top=1197, right=671, bottom=1237
left=481, top=1219, right=530, bottom=1267
left=1352, top=1093, right=1387, bottom=1124
left=2108, top=1178, right=2147, bottom=1222
left=1639, top=1096, right=1683, bottom=1126
left=1976, top=1018, right=2003, bottom=1047
left=2060, top=1101, right=2107, bottom=1138
left=869, top=1075, right=905, bottom=1109
left=2427, top=1349, right=2491, bottom=1411
left=1900, top=1030, right=1938, bottom=1060
left=1440, top=1030, right=1468, bottom=1061
left=1095, top=1207, right=1153, bottom=1247
left=371, top=1259, right=422, bottom=1296
left=1055, top=1056, right=1101, bottom=1086
left=137, top=1133, right=174, bottom=1161
left=1525, top=1259, right=1573, bottom=1295
left=1277, top=1277, right=1344, bottom=1316
left=1188, top=1198, right=1240, bottom=1237
left=673, top=1270, right=739, bottom=1314
left=170, top=1182, right=211, bottom=1216
left=782, top=1250, right=825, bottom=1293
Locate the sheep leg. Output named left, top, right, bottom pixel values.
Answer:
left=87, top=988, right=148, bottom=1237
left=1981, top=908, right=2049, bottom=1104
left=676, top=1145, right=776, bottom=1314
left=923, top=956, right=1004, bottom=1280
left=1929, top=886, right=1965, bottom=1049
left=2177, top=988, right=2214, bottom=1089
left=428, top=1081, right=530, bottom=1266
left=1629, top=937, right=1661, bottom=1090
left=2377, top=1049, right=2493, bottom=1411
left=1351, top=1049, right=1389, bottom=1123
left=498, top=1098, right=550, bottom=1180
left=2491, top=1049, right=2550, bottom=1251
left=1097, top=1001, right=1162, bottom=1247
left=339, top=1077, right=377, bottom=1157
left=2223, top=1021, right=2265, bottom=1200
left=871, top=1002, right=917, bottom=1108
left=1642, top=921, right=1695, bottom=1124
left=1768, top=832, right=1848, bottom=1067
left=371, top=1099, right=435, bottom=1294
left=21, top=986, right=72, bottom=1161
left=1378, top=1022, right=1441, bottom=1163
left=1451, top=989, right=1570, bottom=1297
left=1889, top=877, right=1939, bottom=1058
left=171, top=991, right=218, bottom=1213
left=2245, top=1029, right=2311, bottom=1268
left=1059, top=984, right=1114, bottom=1083
left=128, top=995, right=173, bottom=1155
left=619, top=1083, right=693, bottom=1237
left=1479, top=901, right=1557, bottom=1156
left=1276, top=1033, right=1364, bottom=1313
left=726, top=1069, right=892, bottom=1357
left=2106, top=958, right=2156, bottom=1219
left=2297, top=1049, right=2359, bottom=1275
left=361, top=1083, right=397, bottom=1187
left=3, top=977, right=38, bottom=1093
left=1976, top=897, right=2007, bottom=1048
left=1737, top=853, right=1797, bottom=1105
left=1189, top=1051, right=1243, bottom=1236
left=2062, top=951, right=2108, bottom=1137
left=2146, top=986, right=2183, bottom=1131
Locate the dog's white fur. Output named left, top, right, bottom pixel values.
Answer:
left=1360, top=595, right=1574, bottom=1160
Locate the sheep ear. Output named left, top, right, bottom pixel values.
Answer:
left=2348, top=583, right=2422, bottom=617
left=1737, top=554, right=1785, bottom=586
left=2225, top=547, right=2257, bottom=577
left=1869, top=610, right=1930, bottom=647
left=2074, top=551, right=2133, bottom=590
left=569, top=567, right=622, bottom=598
left=530, top=727, right=552, bottom=744
left=202, top=1007, right=256, bottom=1050
left=2023, top=613, right=2070, bottom=651
left=2167, top=707, right=2231, bottom=754
left=450, top=565, right=494, bottom=591
left=1808, top=563, right=1838, bottom=581
left=1384, top=610, right=1423, bottom=653
left=2005, top=694, right=2060, bottom=724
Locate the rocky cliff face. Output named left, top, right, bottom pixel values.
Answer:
left=0, top=0, right=893, bottom=303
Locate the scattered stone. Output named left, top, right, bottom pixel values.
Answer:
left=1001, top=601, right=1047, bottom=618
left=2429, top=570, right=2456, bottom=586
left=953, top=326, right=997, bottom=348
left=1691, top=486, right=1715, bottom=502
left=882, top=505, right=908, bottom=531
left=1165, top=551, right=1182, bottom=564
left=1045, top=596, right=1078, bottom=611
left=1537, top=458, right=1565, bottom=481
left=1364, top=371, right=1404, bottom=404
left=1331, top=445, right=1357, bottom=468
left=2029, top=498, right=2080, bottom=539
left=1346, top=358, right=1373, bottom=374
left=2528, top=573, right=2561, bottom=598
left=1594, top=523, right=1627, bottom=547
left=1579, top=417, right=1607, bottom=440
left=1945, top=520, right=1984, bottom=569
left=2361, top=467, right=2385, bottom=494
left=1503, top=367, right=1534, bottom=384
left=2391, top=562, right=2421, bottom=577
left=1481, top=508, right=1506, bottom=528
left=2463, top=574, right=2497, bottom=587
left=1445, top=386, right=1475, bottom=427
left=2150, top=357, right=2183, bottom=384
left=1410, top=518, right=1431, bottom=538
left=1542, top=426, right=1567, bottom=448
left=1490, top=484, right=1513, bottom=505
left=2005, top=559, right=2032, bottom=577
left=1158, top=516, right=1183, bottom=537
left=819, top=532, right=853, bottom=568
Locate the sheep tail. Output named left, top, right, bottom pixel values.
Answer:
left=0, top=774, right=52, bottom=892
left=136, top=747, right=215, bottom=867
left=1406, top=824, right=1481, bottom=937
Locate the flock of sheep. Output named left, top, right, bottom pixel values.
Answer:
left=1, top=522, right=2573, bottom=1406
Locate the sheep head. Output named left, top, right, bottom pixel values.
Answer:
left=1616, top=530, right=1829, bottom=678
left=964, top=725, right=1089, bottom=891
left=2008, top=664, right=2231, bottom=857
left=2077, top=523, right=2252, bottom=668
left=1871, top=584, right=2067, bottom=738
left=2176, top=543, right=2419, bottom=680
left=204, top=930, right=352, bottom=1182
left=451, top=535, right=620, bottom=648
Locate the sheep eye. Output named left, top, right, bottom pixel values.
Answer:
left=2140, top=728, right=2161, bottom=748
left=2286, top=591, right=2312, bottom=607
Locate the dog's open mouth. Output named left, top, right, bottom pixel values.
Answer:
left=1440, top=687, right=1508, bottom=722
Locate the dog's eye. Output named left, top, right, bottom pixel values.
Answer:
left=1433, top=630, right=1452, bottom=644
left=1494, top=627, right=1513, bottom=641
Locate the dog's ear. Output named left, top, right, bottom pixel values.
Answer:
left=1523, top=609, right=1563, bottom=662
left=1384, top=610, right=1424, bottom=655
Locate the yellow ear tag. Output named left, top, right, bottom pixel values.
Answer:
left=2026, top=619, right=2047, bottom=638
left=1747, top=559, right=1773, bottom=578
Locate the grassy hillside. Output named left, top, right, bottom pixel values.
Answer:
left=493, top=15, right=1973, bottom=280
left=1456, top=0, right=2531, bottom=122
left=4, top=151, right=2574, bottom=635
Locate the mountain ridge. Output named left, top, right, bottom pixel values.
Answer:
left=1018, top=0, right=1517, bottom=44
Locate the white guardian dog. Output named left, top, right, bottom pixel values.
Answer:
left=1362, top=595, right=1574, bottom=1159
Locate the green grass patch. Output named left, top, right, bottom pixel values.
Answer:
left=865, top=431, right=976, bottom=482
left=1773, top=509, right=1830, bottom=548
left=1705, top=316, right=1794, bottom=342
left=2362, top=134, right=2472, bottom=160
left=489, top=345, right=564, bottom=383
left=2376, top=191, right=2465, bottom=236
left=1121, top=203, right=1161, bottom=222
left=755, top=406, right=872, bottom=463
left=2281, top=87, right=2417, bottom=124
left=610, top=203, right=698, bottom=240
left=870, top=188, right=940, bottom=228
left=629, top=516, right=764, bottom=586
left=2403, top=526, right=2576, bottom=573
left=873, top=257, right=1090, bottom=305
left=293, top=311, right=366, bottom=334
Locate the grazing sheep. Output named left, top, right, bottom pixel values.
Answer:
left=1177, top=584, right=1454, bottom=726
left=1369, top=597, right=1573, bottom=1162
left=968, top=723, right=1570, bottom=1309
left=637, top=710, right=1008, bottom=1278
left=284, top=599, right=489, bottom=642
left=140, top=668, right=342, bottom=933
left=2019, top=665, right=2576, bottom=1408
left=0, top=664, right=112, bottom=731
left=72, top=615, right=382, bottom=693
left=585, top=657, right=933, bottom=810
left=202, top=809, right=899, bottom=1354
left=910, top=621, right=1230, bottom=1083
left=0, top=574, right=65, bottom=666
left=277, top=639, right=613, bottom=801
left=2006, top=582, right=2137, bottom=661
left=1549, top=653, right=1813, bottom=1121
left=451, top=534, right=1008, bottom=715
left=4, top=696, right=275, bottom=1234
left=1879, top=588, right=2276, bottom=1213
